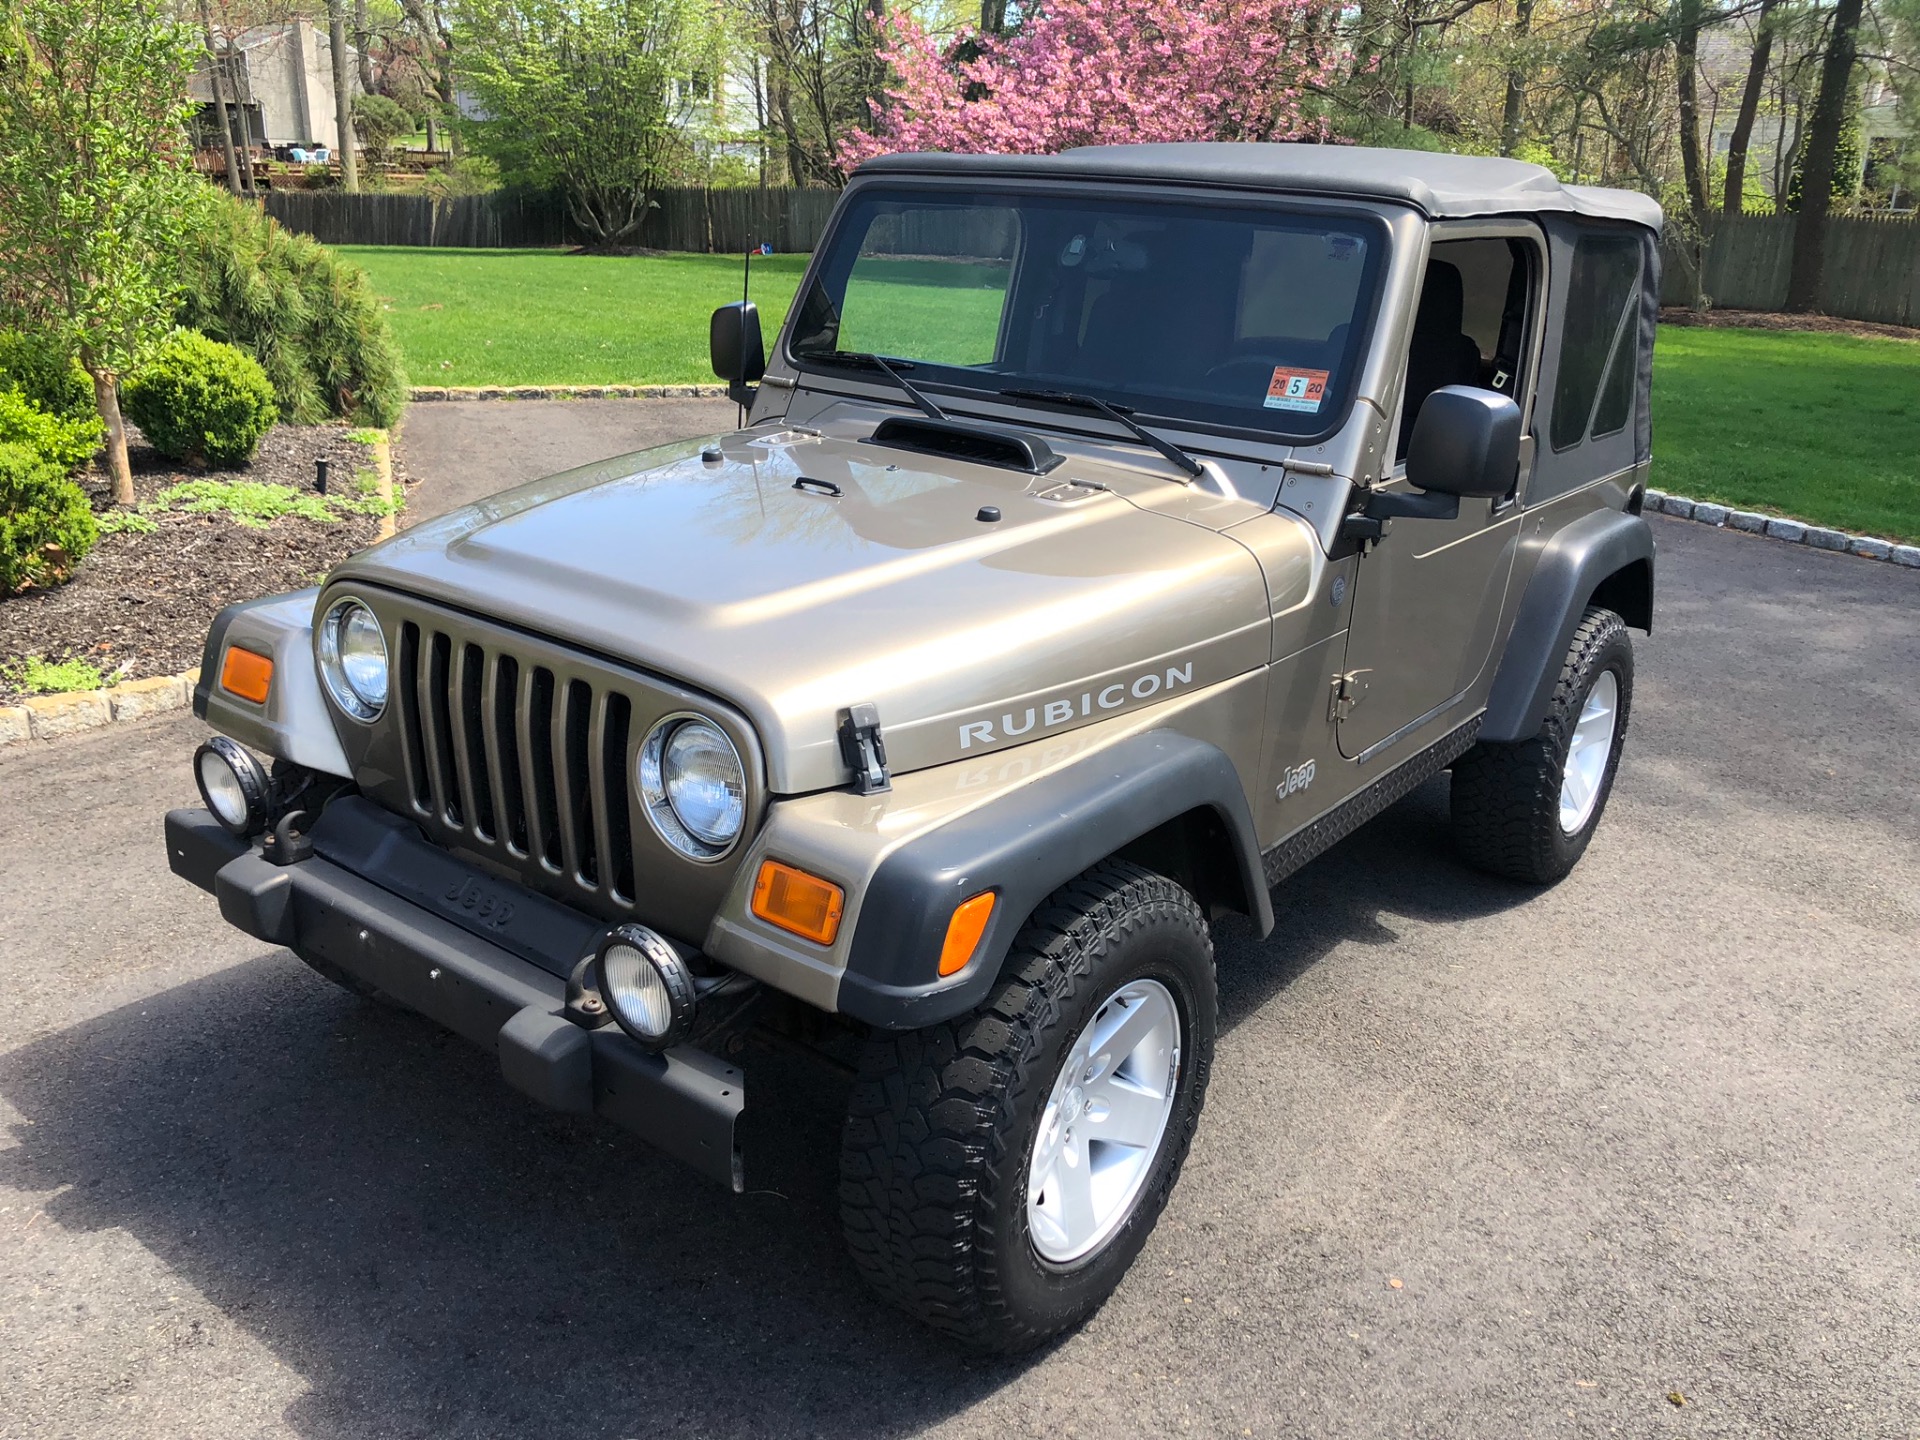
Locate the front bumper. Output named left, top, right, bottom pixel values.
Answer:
left=164, top=803, right=745, bottom=1190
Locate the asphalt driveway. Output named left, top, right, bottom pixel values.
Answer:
left=1, top=403, right=1915, bottom=1439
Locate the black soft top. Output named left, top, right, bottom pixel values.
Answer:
left=859, top=142, right=1663, bottom=232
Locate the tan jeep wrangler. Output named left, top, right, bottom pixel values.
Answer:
left=168, top=143, right=1659, bottom=1351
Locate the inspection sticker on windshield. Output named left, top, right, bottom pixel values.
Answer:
left=1264, top=367, right=1329, bottom=413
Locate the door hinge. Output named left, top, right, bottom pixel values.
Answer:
left=1329, top=670, right=1371, bottom=723
left=838, top=702, right=891, bottom=795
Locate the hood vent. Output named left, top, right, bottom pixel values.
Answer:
left=866, top=416, right=1065, bottom=475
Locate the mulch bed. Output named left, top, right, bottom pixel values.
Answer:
left=1659, top=307, right=1920, bottom=342
left=0, top=424, right=388, bottom=706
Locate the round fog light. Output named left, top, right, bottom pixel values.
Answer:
left=594, top=924, right=698, bottom=1050
left=195, top=736, right=270, bottom=836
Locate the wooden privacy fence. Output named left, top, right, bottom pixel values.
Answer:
left=264, top=190, right=1919, bottom=325
left=1662, top=212, right=1920, bottom=326
left=261, top=188, right=840, bottom=254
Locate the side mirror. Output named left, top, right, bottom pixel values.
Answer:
left=709, top=301, right=766, bottom=395
left=1405, top=385, right=1522, bottom=499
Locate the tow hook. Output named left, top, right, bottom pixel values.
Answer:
left=262, top=809, right=314, bottom=865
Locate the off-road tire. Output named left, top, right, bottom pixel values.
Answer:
left=839, top=860, right=1217, bottom=1352
left=1451, top=605, right=1633, bottom=884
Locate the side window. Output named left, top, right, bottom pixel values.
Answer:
left=834, top=206, right=1017, bottom=367
left=1549, top=235, right=1640, bottom=451
left=1396, top=237, right=1530, bottom=460
left=1589, top=320, right=1635, bottom=437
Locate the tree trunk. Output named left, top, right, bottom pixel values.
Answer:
left=86, top=364, right=133, bottom=508
left=1498, top=0, right=1534, bottom=157
left=1723, top=0, right=1777, bottom=213
left=979, top=0, right=1007, bottom=32
left=1785, top=0, right=1864, bottom=310
left=1674, top=0, right=1709, bottom=222
left=327, top=0, right=361, bottom=192
left=354, top=0, right=375, bottom=94
left=197, top=0, right=243, bottom=193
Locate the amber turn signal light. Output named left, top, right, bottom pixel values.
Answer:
left=938, top=891, right=997, bottom=977
left=220, top=645, right=274, bottom=704
left=751, top=860, right=844, bottom=946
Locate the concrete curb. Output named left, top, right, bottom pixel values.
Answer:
left=1, top=667, right=199, bottom=748
left=408, top=384, right=731, bottom=402
left=1643, top=490, right=1920, bottom=568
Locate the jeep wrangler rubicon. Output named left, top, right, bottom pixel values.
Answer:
left=168, top=143, right=1659, bottom=1352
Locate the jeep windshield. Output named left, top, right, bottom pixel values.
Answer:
left=787, top=185, right=1388, bottom=440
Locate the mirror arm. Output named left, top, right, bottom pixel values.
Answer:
left=1364, top=487, right=1459, bottom=522
left=727, top=380, right=758, bottom=408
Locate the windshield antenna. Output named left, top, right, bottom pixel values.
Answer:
left=868, top=354, right=948, bottom=423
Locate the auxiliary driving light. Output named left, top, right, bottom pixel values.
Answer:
left=594, top=924, right=698, bottom=1050
left=194, top=735, right=271, bottom=836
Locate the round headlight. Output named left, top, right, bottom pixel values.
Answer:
left=594, top=924, right=698, bottom=1050
left=317, top=598, right=388, bottom=721
left=194, top=736, right=270, bottom=835
left=638, top=716, right=746, bottom=859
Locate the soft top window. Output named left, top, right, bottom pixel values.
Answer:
left=1549, top=234, right=1641, bottom=452
left=789, top=186, right=1390, bottom=441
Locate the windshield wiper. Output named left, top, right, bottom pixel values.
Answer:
left=998, top=388, right=1204, bottom=480
left=810, top=350, right=949, bottom=422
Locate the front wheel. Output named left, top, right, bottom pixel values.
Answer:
left=838, top=861, right=1217, bottom=1352
left=1451, top=605, right=1633, bottom=884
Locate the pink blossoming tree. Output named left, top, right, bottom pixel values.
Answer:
left=848, top=0, right=1342, bottom=163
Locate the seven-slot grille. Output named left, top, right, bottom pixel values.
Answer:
left=395, top=620, right=639, bottom=905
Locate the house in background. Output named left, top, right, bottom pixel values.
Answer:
left=190, top=20, right=361, bottom=154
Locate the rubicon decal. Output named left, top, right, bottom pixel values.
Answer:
left=958, top=663, right=1195, bottom=749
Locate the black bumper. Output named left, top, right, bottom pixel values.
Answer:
left=165, top=805, right=744, bottom=1190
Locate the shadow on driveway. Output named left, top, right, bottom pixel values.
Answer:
left=0, top=780, right=1532, bottom=1438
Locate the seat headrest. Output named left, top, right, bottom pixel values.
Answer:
left=1414, top=260, right=1466, bottom=337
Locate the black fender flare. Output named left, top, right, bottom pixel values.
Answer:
left=1480, top=506, right=1655, bottom=743
left=836, top=729, right=1274, bottom=1030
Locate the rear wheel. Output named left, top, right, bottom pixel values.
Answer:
left=838, top=861, right=1216, bottom=1352
left=1451, top=605, right=1633, bottom=883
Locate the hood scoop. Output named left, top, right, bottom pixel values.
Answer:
left=866, top=415, right=1065, bottom=475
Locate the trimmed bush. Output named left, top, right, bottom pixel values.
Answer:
left=0, top=389, right=103, bottom=473
left=123, top=330, right=278, bottom=468
left=0, top=440, right=98, bottom=594
left=0, top=331, right=95, bottom=422
left=176, top=187, right=407, bottom=427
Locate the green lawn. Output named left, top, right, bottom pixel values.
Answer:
left=1652, top=327, right=1920, bottom=543
left=346, top=247, right=1920, bottom=541
left=341, top=247, right=810, bottom=387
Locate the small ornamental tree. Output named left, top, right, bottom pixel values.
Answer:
left=455, top=0, right=717, bottom=248
left=847, top=0, right=1341, bottom=162
left=0, top=0, right=199, bottom=506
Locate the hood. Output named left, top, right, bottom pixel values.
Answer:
left=332, top=428, right=1284, bottom=793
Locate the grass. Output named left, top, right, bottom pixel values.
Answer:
left=341, top=246, right=1919, bottom=539
left=6, top=655, right=104, bottom=694
left=154, top=479, right=395, bottom=528
left=340, top=247, right=810, bottom=387
left=1652, top=327, right=1920, bottom=543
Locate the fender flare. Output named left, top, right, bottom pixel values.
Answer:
left=836, top=729, right=1273, bottom=1030
left=1480, top=507, right=1655, bottom=743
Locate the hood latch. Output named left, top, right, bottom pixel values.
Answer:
left=838, top=703, right=891, bottom=795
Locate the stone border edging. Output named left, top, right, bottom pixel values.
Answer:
left=1643, top=490, right=1920, bottom=567
left=1, top=667, right=199, bottom=747
left=408, top=384, right=730, bottom=402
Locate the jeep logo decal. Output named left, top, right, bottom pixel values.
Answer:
left=1277, top=758, right=1316, bottom=800
left=958, top=663, right=1195, bottom=750
left=443, top=876, right=516, bottom=931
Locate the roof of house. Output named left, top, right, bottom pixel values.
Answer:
left=859, top=143, right=1664, bottom=230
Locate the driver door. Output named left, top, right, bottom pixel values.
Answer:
left=1335, top=230, right=1541, bottom=760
